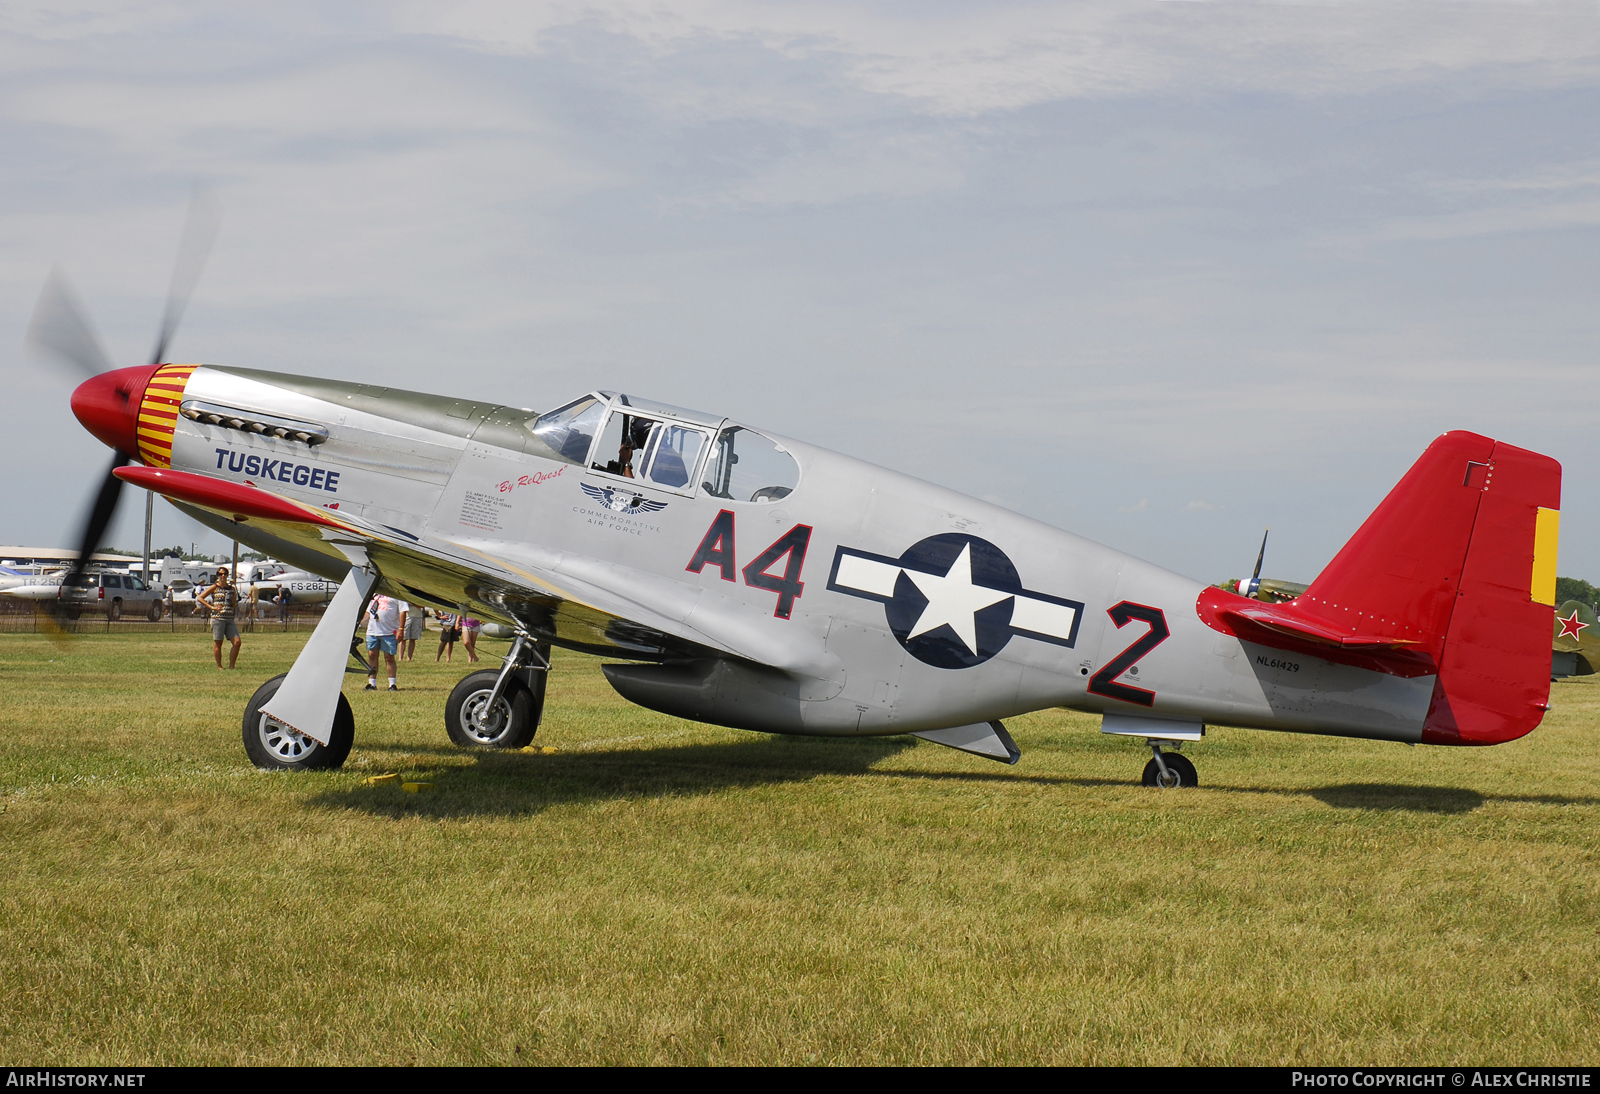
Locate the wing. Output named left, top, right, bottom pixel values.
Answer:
left=113, top=465, right=832, bottom=676
left=580, top=483, right=609, bottom=504
left=634, top=498, right=669, bottom=513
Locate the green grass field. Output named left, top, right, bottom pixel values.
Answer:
left=1, top=630, right=1596, bottom=1065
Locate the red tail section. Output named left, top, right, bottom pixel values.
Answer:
left=1419, top=438, right=1562, bottom=744
left=1198, top=431, right=1561, bottom=744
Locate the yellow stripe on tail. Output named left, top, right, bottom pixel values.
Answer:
left=1531, top=506, right=1560, bottom=606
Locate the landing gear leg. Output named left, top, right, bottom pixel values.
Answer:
left=445, top=634, right=550, bottom=749
left=242, top=562, right=377, bottom=771
left=1140, top=740, right=1197, bottom=788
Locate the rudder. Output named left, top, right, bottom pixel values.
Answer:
left=1422, top=439, right=1562, bottom=744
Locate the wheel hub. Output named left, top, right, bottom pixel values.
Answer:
left=462, top=690, right=511, bottom=744
left=258, top=712, right=320, bottom=762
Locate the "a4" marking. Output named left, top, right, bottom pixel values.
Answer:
left=687, top=510, right=813, bottom=619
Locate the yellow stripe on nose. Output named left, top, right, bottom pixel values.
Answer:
left=1532, top=506, right=1560, bottom=605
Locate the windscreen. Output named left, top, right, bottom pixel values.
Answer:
left=529, top=396, right=605, bottom=464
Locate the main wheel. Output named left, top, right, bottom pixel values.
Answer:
left=242, top=673, right=355, bottom=770
left=445, top=670, right=538, bottom=749
left=1141, top=752, right=1198, bottom=788
left=147, top=600, right=163, bottom=622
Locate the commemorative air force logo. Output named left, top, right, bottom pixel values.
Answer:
left=581, top=483, right=669, bottom=515
left=826, top=533, right=1083, bottom=669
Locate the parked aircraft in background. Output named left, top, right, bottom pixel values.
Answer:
left=30, top=224, right=1565, bottom=788
left=250, top=570, right=340, bottom=603
left=1552, top=601, right=1599, bottom=679
left=0, top=570, right=67, bottom=601
left=0, top=565, right=35, bottom=594
left=1215, top=576, right=1308, bottom=605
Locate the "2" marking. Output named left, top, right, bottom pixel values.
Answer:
left=1088, top=601, right=1170, bottom=707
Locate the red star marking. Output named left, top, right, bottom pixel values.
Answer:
left=1557, top=610, right=1589, bottom=639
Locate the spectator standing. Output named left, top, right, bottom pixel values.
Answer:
left=461, top=616, right=482, bottom=663
left=196, top=566, right=242, bottom=669
left=364, top=595, right=407, bottom=691
left=276, top=586, right=292, bottom=624
left=435, top=612, right=460, bottom=662
left=403, top=604, right=424, bottom=661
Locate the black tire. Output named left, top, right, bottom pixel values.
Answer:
left=445, top=670, right=538, bottom=749
left=1141, top=752, right=1198, bottom=788
left=242, top=673, right=354, bottom=770
left=147, top=600, right=163, bottom=622
left=107, top=599, right=122, bottom=621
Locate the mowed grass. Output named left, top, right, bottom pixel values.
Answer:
left=0, top=631, right=1597, bottom=1065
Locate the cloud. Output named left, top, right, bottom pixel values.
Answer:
left=4, top=0, right=1600, bottom=588
left=1183, top=500, right=1219, bottom=512
left=399, top=1, right=1600, bottom=117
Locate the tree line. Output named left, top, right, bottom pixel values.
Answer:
left=1556, top=577, right=1599, bottom=612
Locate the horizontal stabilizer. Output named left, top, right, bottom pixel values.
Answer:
left=912, top=720, right=1020, bottom=764
left=1221, top=603, right=1419, bottom=649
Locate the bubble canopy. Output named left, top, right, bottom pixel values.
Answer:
left=529, top=391, right=799, bottom=501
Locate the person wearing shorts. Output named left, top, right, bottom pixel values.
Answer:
left=435, top=612, right=459, bottom=662
left=402, top=605, right=424, bottom=661
left=461, top=616, right=481, bottom=663
left=197, top=567, right=242, bottom=669
left=364, top=595, right=407, bottom=691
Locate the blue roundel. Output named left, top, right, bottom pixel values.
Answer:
left=883, top=534, right=1022, bottom=669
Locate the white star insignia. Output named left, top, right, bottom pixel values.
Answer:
left=903, top=543, right=1013, bottom=655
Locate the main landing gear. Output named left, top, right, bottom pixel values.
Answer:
left=242, top=672, right=355, bottom=770
left=1141, top=741, right=1198, bottom=788
left=445, top=634, right=550, bottom=750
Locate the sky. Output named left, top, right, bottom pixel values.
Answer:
left=3, top=0, right=1599, bottom=582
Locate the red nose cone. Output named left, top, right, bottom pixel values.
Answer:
left=71, top=364, right=161, bottom=458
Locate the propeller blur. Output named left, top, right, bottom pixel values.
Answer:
left=25, top=191, right=219, bottom=581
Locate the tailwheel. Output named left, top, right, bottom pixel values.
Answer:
left=1141, top=745, right=1197, bottom=788
left=445, top=670, right=540, bottom=749
left=242, top=672, right=355, bottom=770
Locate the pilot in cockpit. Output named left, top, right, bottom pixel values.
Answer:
left=603, top=416, right=655, bottom=478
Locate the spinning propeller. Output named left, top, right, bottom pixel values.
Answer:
left=24, top=191, right=220, bottom=579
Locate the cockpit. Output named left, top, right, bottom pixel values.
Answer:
left=528, top=392, right=800, bottom=503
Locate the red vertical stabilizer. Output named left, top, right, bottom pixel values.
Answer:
left=1283, top=431, right=1560, bottom=745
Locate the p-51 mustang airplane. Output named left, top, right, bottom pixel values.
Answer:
left=57, top=359, right=1560, bottom=785
left=31, top=236, right=1562, bottom=788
